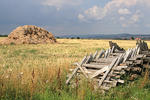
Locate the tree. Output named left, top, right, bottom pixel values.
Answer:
left=76, top=37, right=80, bottom=39
left=131, top=37, right=135, bottom=40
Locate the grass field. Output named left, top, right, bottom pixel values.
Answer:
left=0, top=38, right=150, bottom=100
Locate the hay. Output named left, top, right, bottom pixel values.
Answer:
left=1, top=25, right=56, bottom=44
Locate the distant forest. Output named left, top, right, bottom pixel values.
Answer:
left=0, top=35, right=8, bottom=37
left=56, top=34, right=150, bottom=40
left=1, top=34, right=150, bottom=40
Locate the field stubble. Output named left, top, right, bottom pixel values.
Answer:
left=0, top=38, right=150, bottom=100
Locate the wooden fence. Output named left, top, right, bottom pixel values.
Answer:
left=66, top=40, right=150, bottom=91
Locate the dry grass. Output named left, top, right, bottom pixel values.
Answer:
left=1, top=38, right=150, bottom=100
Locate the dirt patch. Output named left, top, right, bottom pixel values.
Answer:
left=1, top=25, right=56, bottom=44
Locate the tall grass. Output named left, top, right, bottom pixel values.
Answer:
left=0, top=39, right=150, bottom=100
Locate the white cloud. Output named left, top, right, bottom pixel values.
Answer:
left=78, top=0, right=149, bottom=21
left=118, top=8, right=131, bottom=15
left=78, top=14, right=85, bottom=21
left=43, top=0, right=82, bottom=10
left=121, top=10, right=141, bottom=27
left=78, top=0, right=138, bottom=21
left=130, top=14, right=140, bottom=23
left=83, top=6, right=107, bottom=20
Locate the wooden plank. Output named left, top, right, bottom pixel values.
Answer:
left=90, top=61, right=112, bottom=65
left=66, top=56, right=87, bottom=85
left=134, top=46, right=138, bottom=57
left=110, top=79, right=124, bottom=84
left=107, top=48, right=111, bottom=57
left=111, top=75, right=121, bottom=79
left=113, top=66, right=128, bottom=70
left=76, top=63, right=89, bottom=78
left=104, top=49, right=109, bottom=58
left=113, top=70, right=125, bottom=74
left=93, top=51, right=98, bottom=59
left=123, top=49, right=132, bottom=63
left=101, top=86, right=111, bottom=90
left=137, top=47, right=140, bottom=55
left=114, top=54, right=124, bottom=67
left=117, top=79, right=124, bottom=83
left=85, top=54, right=93, bottom=64
left=131, top=48, right=136, bottom=57
left=83, top=64, right=109, bottom=69
left=102, top=54, right=123, bottom=88
left=136, top=54, right=144, bottom=58
left=95, top=57, right=115, bottom=63
left=109, top=41, right=125, bottom=51
left=82, top=67, right=91, bottom=74
left=114, top=51, right=125, bottom=53
left=96, top=49, right=105, bottom=59
left=80, top=56, right=87, bottom=65
left=90, top=66, right=109, bottom=79
left=99, top=58, right=118, bottom=87
left=111, top=46, right=115, bottom=53
left=66, top=67, right=79, bottom=85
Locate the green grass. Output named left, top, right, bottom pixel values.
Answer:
left=0, top=38, right=150, bottom=100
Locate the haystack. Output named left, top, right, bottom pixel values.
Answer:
left=1, top=25, right=56, bottom=44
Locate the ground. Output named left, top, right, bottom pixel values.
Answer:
left=0, top=38, right=150, bottom=100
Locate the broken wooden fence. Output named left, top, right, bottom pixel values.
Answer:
left=66, top=40, right=150, bottom=91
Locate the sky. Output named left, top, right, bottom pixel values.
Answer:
left=0, top=0, right=150, bottom=36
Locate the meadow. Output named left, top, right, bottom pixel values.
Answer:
left=0, top=38, right=150, bottom=100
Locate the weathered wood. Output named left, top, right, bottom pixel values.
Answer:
left=83, top=64, right=108, bottom=69
left=80, top=56, right=87, bottom=65
left=137, top=47, right=140, bottom=55
left=132, top=45, right=139, bottom=57
left=96, top=49, right=105, bottom=59
left=101, top=86, right=111, bottom=90
left=113, top=66, right=128, bottom=70
left=67, top=40, right=150, bottom=91
left=114, top=54, right=124, bottom=67
left=111, top=46, right=115, bottom=53
left=108, top=48, right=111, bottom=57
left=93, top=51, right=98, bottom=59
left=95, top=58, right=115, bottom=63
left=76, top=63, right=89, bottom=78
left=117, top=79, right=124, bottom=83
left=104, top=49, right=109, bottom=58
left=109, top=41, right=125, bottom=51
left=66, top=56, right=87, bottom=85
left=102, top=54, right=124, bottom=88
left=90, top=66, right=109, bottom=79
left=99, top=58, right=118, bottom=87
left=82, top=67, right=91, bottom=74
left=123, top=49, right=132, bottom=63
left=113, top=70, right=125, bottom=75
left=85, top=54, right=93, bottom=64
left=66, top=67, right=79, bottom=85
left=134, top=60, right=143, bottom=65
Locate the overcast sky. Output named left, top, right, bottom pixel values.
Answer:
left=0, top=0, right=150, bottom=35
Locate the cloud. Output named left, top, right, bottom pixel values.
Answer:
left=121, top=10, right=141, bottom=27
left=42, top=0, right=82, bottom=10
left=79, top=6, right=107, bottom=20
left=118, top=8, right=131, bottom=15
left=78, top=14, right=85, bottom=21
left=78, top=0, right=137, bottom=21
left=78, top=0, right=150, bottom=21
left=130, top=13, right=140, bottom=23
